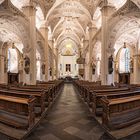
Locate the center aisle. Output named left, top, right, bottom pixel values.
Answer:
left=27, top=84, right=110, bottom=140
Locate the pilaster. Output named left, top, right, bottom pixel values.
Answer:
left=22, top=2, right=37, bottom=85
left=133, top=42, right=140, bottom=84
left=88, top=23, right=97, bottom=81
left=39, top=23, right=49, bottom=81
left=100, top=2, right=115, bottom=85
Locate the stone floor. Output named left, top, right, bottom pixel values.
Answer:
left=26, top=83, right=108, bottom=140
left=1, top=83, right=140, bottom=140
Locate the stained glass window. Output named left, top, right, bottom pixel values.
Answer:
left=119, top=48, right=130, bottom=73
left=8, top=48, right=18, bottom=73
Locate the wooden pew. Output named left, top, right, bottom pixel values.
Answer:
left=87, top=87, right=131, bottom=115
left=0, top=84, right=9, bottom=89
left=0, top=95, right=36, bottom=130
left=101, top=95, right=140, bottom=130
left=18, top=84, right=55, bottom=102
left=9, top=80, right=63, bottom=107
left=9, top=86, right=51, bottom=105
left=83, top=85, right=117, bottom=102
left=0, top=89, right=46, bottom=116
left=91, top=89, right=138, bottom=115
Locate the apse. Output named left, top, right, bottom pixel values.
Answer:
left=58, top=41, right=79, bottom=78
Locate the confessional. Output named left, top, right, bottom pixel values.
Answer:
left=8, top=72, right=19, bottom=84
left=119, top=73, right=130, bottom=84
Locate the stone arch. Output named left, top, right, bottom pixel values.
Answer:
left=108, top=1, right=140, bottom=50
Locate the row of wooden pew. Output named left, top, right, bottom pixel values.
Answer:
left=0, top=80, right=64, bottom=139
left=74, top=80, right=140, bottom=132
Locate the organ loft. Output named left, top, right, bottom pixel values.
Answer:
left=0, top=0, right=140, bottom=140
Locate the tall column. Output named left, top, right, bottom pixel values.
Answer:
left=2, top=43, right=8, bottom=84
left=100, top=1, right=115, bottom=85
left=88, top=23, right=97, bottom=81
left=55, top=48, right=59, bottom=79
left=133, top=42, right=140, bottom=84
left=83, top=39, right=88, bottom=80
left=0, top=48, right=4, bottom=84
left=22, top=2, right=37, bottom=85
left=51, top=39, right=55, bottom=80
left=39, top=23, right=49, bottom=81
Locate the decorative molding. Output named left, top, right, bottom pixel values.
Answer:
left=111, top=0, right=140, bottom=18
left=0, top=0, right=28, bottom=21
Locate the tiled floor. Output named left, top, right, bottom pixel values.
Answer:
left=1, top=83, right=140, bottom=140
left=26, top=83, right=106, bottom=140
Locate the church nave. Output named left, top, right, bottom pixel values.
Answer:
left=0, top=0, right=140, bottom=139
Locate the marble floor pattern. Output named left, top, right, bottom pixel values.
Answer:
left=1, top=83, right=140, bottom=140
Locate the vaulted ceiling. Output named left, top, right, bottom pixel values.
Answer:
left=0, top=0, right=139, bottom=56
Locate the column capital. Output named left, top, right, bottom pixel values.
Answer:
left=83, top=39, right=89, bottom=45
left=88, top=22, right=98, bottom=35
left=133, top=54, right=140, bottom=58
left=22, top=0, right=37, bottom=8
left=22, top=1, right=37, bottom=17
left=40, top=22, right=49, bottom=30
left=100, top=5, right=116, bottom=17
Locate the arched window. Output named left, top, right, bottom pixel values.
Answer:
left=8, top=48, right=18, bottom=73
left=36, top=60, right=41, bottom=80
left=119, top=48, right=130, bottom=73
left=36, top=50, right=41, bottom=81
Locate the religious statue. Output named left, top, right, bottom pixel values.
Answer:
left=41, top=64, right=45, bottom=75
left=92, top=63, right=96, bottom=75
left=108, top=55, right=113, bottom=74
left=49, top=67, right=52, bottom=76
left=24, top=56, right=30, bottom=74
left=4, top=57, right=7, bottom=73
left=130, top=57, right=133, bottom=73
left=79, top=68, right=84, bottom=77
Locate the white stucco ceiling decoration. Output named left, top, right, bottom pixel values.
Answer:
left=109, top=13, right=140, bottom=48
left=36, top=6, right=44, bottom=29
left=0, top=28, right=24, bottom=53
left=57, top=33, right=80, bottom=45
left=0, top=15, right=29, bottom=49
left=114, top=19, right=140, bottom=45
left=11, top=0, right=29, bottom=10
left=46, top=0, right=93, bottom=51
left=131, top=0, right=140, bottom=9
left=114, top=28, right=140, bottom=56
left=0, top=28, right=19, bottom=42
left=93, top=7, right=102, bottom=29
left=108, top=0, right=127, bottom=9
left=11, top=0, right=46, bottom=16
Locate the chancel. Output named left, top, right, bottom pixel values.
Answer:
left=0, top=0, right=140, bottom=140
